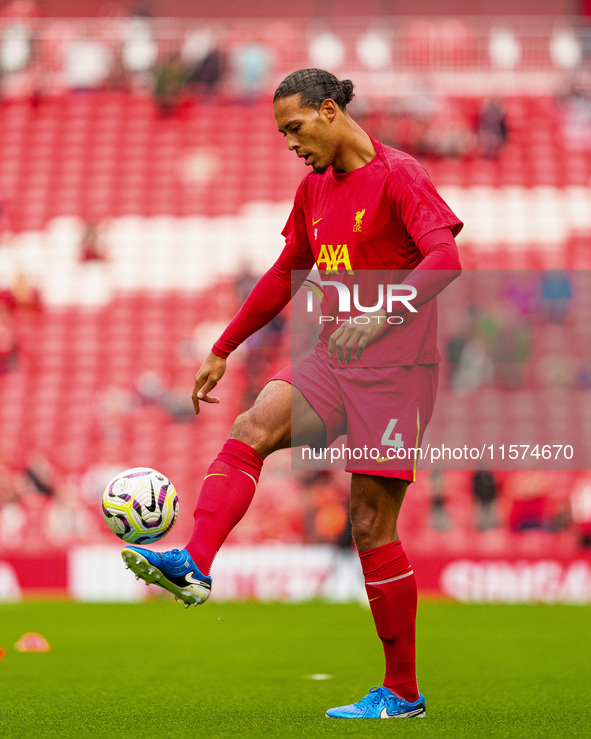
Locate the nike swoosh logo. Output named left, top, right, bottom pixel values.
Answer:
left=368, top=596, right=381, bottom=602
left=312, top=218, right=322, bottom=225
left=146, top=480, right=157, bottom=512
left=380, top=706, right=424, bottom=719
left=185, top=572, right=210, bottom=587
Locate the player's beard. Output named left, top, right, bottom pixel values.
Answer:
left=312, top=164, right=329, bottom=174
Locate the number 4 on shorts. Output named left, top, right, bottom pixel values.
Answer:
left=381, top=419, right=404, bottom=449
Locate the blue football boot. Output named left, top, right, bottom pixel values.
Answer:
left=326, top=686, right=426, bottom=719
left=121, top=546, right=211, bottom=607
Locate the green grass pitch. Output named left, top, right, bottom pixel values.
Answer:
left=0, top=599, right=590, bottom=738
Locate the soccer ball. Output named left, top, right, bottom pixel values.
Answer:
left=102, top=467, right=179, bottom=544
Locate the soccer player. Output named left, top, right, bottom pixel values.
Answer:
left=122, top=68, right=462, bottom=719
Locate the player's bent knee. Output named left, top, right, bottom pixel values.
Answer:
left=229, top=410, right=287, bottom=456
left=229, top=411, right=263, bottom=446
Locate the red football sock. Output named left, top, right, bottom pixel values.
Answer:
left=185, top=439, right=263, bottom=576
left=359, top=540, right=419, bottom=703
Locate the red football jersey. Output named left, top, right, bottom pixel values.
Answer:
left=283, top=138, right=463, bottom=367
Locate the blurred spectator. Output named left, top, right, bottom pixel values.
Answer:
left=183, top=30, right=224, bottom=97
left=506, top=472, right=549, bottom=532
left=474, top=98, right=508, bottom=159
left=544, top=474, right=572, bottom=534
left=449, top=334, right=494, bottom=394
left=0, top=448, right=103, bottom=549
left=163, top=389, right=194, bottom=421
left=420, top=103, right=474, bottom=159
left=428, top=470, right=452, bottom=532
left=121, top=7, right=156, bottom=86
left=93, top=383, right=133, bottom=445
left=0, top=0, right=38, bottom=74
left=134, top=362, right=193, bottom=421
left=233, top=262, right=257, bottom=303
left=445, top=290, right=535, bottom=393
left=492, top=305, right=531, bottom=390
left=63, top=31, right=112, bottom=92
left=231, top=35, right=273, bottom=101
left=232, top=263, right=286, bottom=408
left=134, top=362, right=168, bottom=406
left=21, top=449, right=56, bottom=497
left=1, top=16, right=31, bottom=74
left=445, top=316, right=471, bottom=388
left=472, top=469, right=498, bottom=531
left=189, top=46, right=224, bottom=97
left=502, top=273, right=536, bottom=318
left=79, top=220, right=108, bottom=262
left=6, top=453, right=100, bottom=547
left=153, top=52, right=190, bottom=116
left=558, top=83, right=591, bottom=150
left=537, top=270, right=573, bottom=323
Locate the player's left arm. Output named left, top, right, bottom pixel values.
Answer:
left=329, top=156, right=463, bottom=363
left=390, top=157, right=463, bottom=308
left=400, top=226, right=462, bottom=308
left=327, top=228, right=460, bottom=363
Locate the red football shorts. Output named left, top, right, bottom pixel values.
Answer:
left=271, top=353, right=439, bottom=481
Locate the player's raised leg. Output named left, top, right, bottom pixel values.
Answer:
left=326, top=474, right=425, bottom=718
left=185, top=378, right=325, bottom=575
left=123, top=379, right=326, bottom=605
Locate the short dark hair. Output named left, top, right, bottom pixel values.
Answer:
left=273, top=68, right=355, bottom=111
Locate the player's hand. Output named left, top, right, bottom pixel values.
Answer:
left=192, top=352, right=227, bottom=415
left=328, top=309, right=388, bottom=364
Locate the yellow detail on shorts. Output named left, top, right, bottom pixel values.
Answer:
left=204, top=473, right=229, bottom=480
left=412, top=407, right=421, bottom=483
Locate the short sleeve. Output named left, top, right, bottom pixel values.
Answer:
left=389, top=158, right=463, bottom=245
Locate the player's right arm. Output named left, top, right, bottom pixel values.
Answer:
left=192, top=231, right=314, bottom=415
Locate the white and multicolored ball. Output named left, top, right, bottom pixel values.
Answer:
left=102, top=467, right=179, bottom=544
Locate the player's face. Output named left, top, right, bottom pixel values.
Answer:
left=274, top=94, right=338, bottom=174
